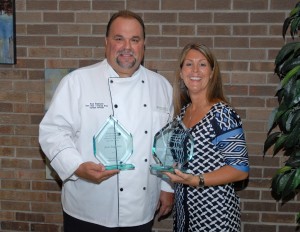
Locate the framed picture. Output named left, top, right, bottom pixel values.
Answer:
left=0, top=0, right=16, bottom=64
left=44, top=68, right=75, bottom=180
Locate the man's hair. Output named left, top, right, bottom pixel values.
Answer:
left=106, top=10, right=145, bottom=39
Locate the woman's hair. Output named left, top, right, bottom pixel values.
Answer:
left=173, top=43, right=227, bottom=116
left=106, top=10, right=145, bottom=39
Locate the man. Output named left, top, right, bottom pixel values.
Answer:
left=39, top=10, right=174, bottom=232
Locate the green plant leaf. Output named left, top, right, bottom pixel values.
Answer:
left=286, top=156, right=300, bottom=168
left=272, top=168, right=292, bottom=198
left=282, top=65, right=300, bottom=87
left=276, top=165, right=292, bottom=175
left=290, top=108, right=300, bottom=129
left=283, top=16, right=293, bottom=39
left=273, top=134, right=288, bottom=156
left=290, top=17, right=300, bottom=39
left=285, top=123, right=300, bottom=148
left=275, top=42, right=298, bottom=71
left=263, top=131, right=280, bottom=154
left=297, top=212, right=300, bottom=224
left=281, top=59, right=300, bottom=77
left=291, top=79, right=300, bottom=106
left=292, top=167, right=300, bottom=187
left=267, top=107, right=278, bottom=134
left=278, top=108, right=293, bottom=132
left=282, top=169, right=297, bottom=199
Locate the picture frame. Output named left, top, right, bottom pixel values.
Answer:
left=44, top=68, right=75, bottom=180
left=0, top=0, right=16, bottom=64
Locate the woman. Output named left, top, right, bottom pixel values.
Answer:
left=164, top=43, right=249, bottom=231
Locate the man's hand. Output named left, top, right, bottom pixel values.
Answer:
left=75, top=161, right=119, bottom=184
left=156, top=190, right=174, bottom=220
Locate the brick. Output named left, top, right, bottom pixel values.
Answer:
left=60, top=1, right=90, bottom=11
left=198, top=25, right=231, bottom=36
left=224, top=85, right=248, bottom=96
left=2, top=158, right=31, bottom=169
left=0, top=103, right=13, bottom=112
left=27, top=1, right=57, bottom=11
left=93, top=1, right=125, bottom=11
left=1, top=180, right=31, bottom=190
left=1, top=221, right=30, bottom=231
left=147, top=37, right=177, bottom=48
left=1, top=201, right=30, bottom=211
left=44, top=12, right=74, bottom=23
left=215, top=37, right=249, bottom=48
left=179, top=37, right=213, bottom=48
left=270, top=0, right=295, bottom=10
left=244, top=224, right=276, bottom=232
left=179, top=12, right=212, bottom=23
left=214, top=13, right=249, bottom=23
left=27, top=25, right=58, bottom=35
left=31, top=202, right=62, bottom=213
left=0, top=147, right=15, bottom=156
left=17, top=35, right=45, bottom=46
left=61, top=48, right=93, bottom=58
left=232, top=49, right=267, bottom=60
left=127, top=0, right=159, bottom=10
left=196, top=0, right=231, bottom=10
left=144, top=13, right=177, bottom=23
left=162, top=0, right=195, bottom=10
left=234, top=0, right=268, bottom=10
left=46, top=36, right=78, bottom=47
left=16, top=12, right=42, bottom=23
left=79, top=36, right=102, bottom=47
left=31, top=223, right=60, bottom=232
left=233, top=25, right=268, bottom=36
left=162, top=25, right=195, bottom=36
left=250, top=12, right=285, bottom=25
left=59, top=24, right=92, bottom=35
left=16, top=212, right=45, bottom=222
left=32, top=181, right=61, bottom=192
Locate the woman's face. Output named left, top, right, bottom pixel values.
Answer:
left=180, top=49, right=212, bottom=95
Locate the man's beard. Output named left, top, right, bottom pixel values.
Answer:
left=116, top=49, right=136, bottom=69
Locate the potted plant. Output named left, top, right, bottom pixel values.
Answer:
left=264, top=1, right=300, bottom=222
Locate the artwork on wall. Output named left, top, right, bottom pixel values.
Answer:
left=0, top=0, right=16, bottom=64
left=44, top=68, right=75, bottom=180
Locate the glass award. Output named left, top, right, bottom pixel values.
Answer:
left=93, top=115, right=135, bottom=170
left=150, top=118, right=194, bottom=173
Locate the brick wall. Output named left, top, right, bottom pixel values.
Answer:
left=0, top=0, right=298, bottom=231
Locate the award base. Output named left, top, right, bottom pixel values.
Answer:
left=150, top=164, right=175, bottom=173
left=150, top=164, right=191, bottom=174
left=106, top=163, right=135, bottom=171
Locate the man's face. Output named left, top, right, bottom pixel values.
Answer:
left=105, top=17, right=145, bottom=77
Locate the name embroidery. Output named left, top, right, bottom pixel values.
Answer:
left=86, top=102, right=108, bottom=109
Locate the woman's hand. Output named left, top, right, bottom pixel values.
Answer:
left=163, top=169, right=198, bottom=187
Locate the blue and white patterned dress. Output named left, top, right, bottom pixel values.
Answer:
left=173, top=102, right=249, bottom=232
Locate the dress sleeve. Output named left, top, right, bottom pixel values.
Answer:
left=210, top=106, right=249, bottom=173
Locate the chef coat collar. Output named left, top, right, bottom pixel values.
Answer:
left=106, top=59, right=142, bottom=79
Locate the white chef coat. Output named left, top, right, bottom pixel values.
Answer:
left=39, top=59, right=174, bottom=227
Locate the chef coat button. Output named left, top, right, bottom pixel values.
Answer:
left=144, top=159, right=148, bottom=162
left=114, top=104, right=118, bottom=108
left=143, top=104, right=147, bottom=107
left=143, top=187, right=146, bottom=190
left=110, top=80, right=113, bottom=83
left=142, top=80, right=145, bottom=83
left=120, top=188, right=123, bottom=191
left=145, top=131, right=148, bottom=134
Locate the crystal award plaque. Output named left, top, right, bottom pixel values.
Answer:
left=150, top=118, right=194, bottom=173
left=93, top=115, right=134, bottom=170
